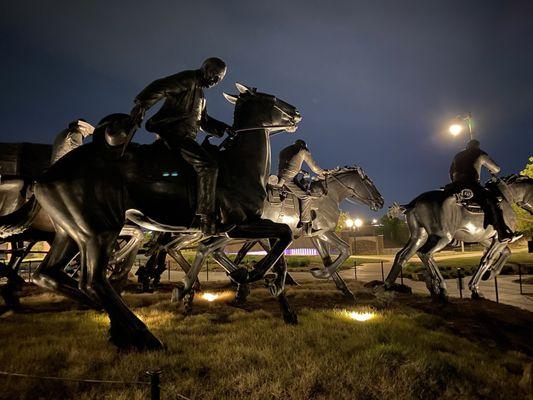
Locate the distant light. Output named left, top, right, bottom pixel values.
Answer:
left=354, top=218, right=363, bottom=228
left=347, top=311, right=375, bottom=322
left=201, top=292, right=219, bottom=302
left=372, top=218, right=378, bottom=224
left=449, top=124, right=463, bottom=136
left=345, top=218, right=354, bottom=228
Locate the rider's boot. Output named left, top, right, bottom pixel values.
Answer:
left=196, top=168, right=218, bottom=235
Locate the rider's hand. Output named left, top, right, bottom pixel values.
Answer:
left=226, top=125, right=236, bottom=137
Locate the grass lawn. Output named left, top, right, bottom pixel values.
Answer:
left=404, top=250, right=533, bottom=279
left=0, top=283, right=531, bottom=399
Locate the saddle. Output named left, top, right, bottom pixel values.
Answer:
left=443, top=182, right=504, bottom=213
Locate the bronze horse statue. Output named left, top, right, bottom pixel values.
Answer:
left=382, top=175, right=532, bottom=300
left=33, top=83, right=301, bottom=350
left=209, top=166, right=384, bottom=301
left=0, top=159, right=143, bottom=309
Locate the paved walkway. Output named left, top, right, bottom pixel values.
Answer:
left=136, top=260, right=533, bottom=312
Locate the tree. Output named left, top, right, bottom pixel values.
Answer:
left=513, top=156, right=533, bottom=235
left=378, top=214, right=410, bottom=246
left=335, top=211, right=349, bottom=232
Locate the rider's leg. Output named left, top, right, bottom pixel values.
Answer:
left=474, top=187, right=513, bottom=241
left=176, top=137, right=219, bottom=235
left=285, top=180, right=313, bottom=233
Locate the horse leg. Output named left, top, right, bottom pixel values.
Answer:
left=233, top=240, right=259, bottom=265
left=83, top=231, right=163, bottom=350
left=468, top=239, right=508, bottom=299
left=32, top=229, right=98, bottom=308
left=172, top=237, right=232, bottom=312
left=417, top=235, right=452, bottom=302
left=228, top=220, right=293, bottom=285
left=0, top=241, right=32, bottom=310
left=384, top=219, right=428, bottom=289
left=228, top=220, right=296, bottom=324
left=210, top=248, right=251, bottom=304
left=258, top=239, right=298, bottom=286
left=310, top=231, right=351, bottom=280
left=311, top=236, right=354, bottom=299
left=108, top=231, right=145, bottom=293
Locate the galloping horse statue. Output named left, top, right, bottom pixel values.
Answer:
left=0, top=155, right=144, bottom=309
left=211, top=166, right=383, bottom=301
left=383, top=175, right=532, bottom=300
left=33, top=83, right=301, bottom=350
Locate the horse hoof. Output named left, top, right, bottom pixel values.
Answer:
left=471, top=291, right=484, bottom=300
left=283, top=311, right=298, bottom=325
left=228, top=268, right=249, bottom=285
left=268, top=283, right=284, bottom=297
left=310, top=268, right=331, bottom=280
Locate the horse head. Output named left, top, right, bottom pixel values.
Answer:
left=327, top=165, right=384, bottom=211
left=501, top=174, right=533, bottom=214
left=223, top=83, right=301, bottom=134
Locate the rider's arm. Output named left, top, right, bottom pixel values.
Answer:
left=481, top=154, right=501, bottom=175
left=201, top=110, right=230, bottom=138
left=302, top=150, right=325, bottom=176
left=134, top=72, right=191, bottom=110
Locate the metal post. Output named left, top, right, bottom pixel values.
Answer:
left=206, top=258, right=209, bottom=281
left=457, top=268, right=463, bottom=299
left=380, top=260, right=384, bottom=281
left=146, top=370, right=161, bottom=400
left=353, top=260, right=357, bottom=281
left=518, top=263, right=523, bottom=295
left=28, top=261, right=32, bottom=282
left=494, top=275, right=499, bottom=303
left=400, top=267, right=404, bottom=285
left=167, top=261, right=170, bottom=282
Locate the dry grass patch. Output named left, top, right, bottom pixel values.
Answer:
left=0, top=285, right=531, bottom=399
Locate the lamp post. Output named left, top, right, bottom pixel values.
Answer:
left=449, top=112, right=474, bottom=141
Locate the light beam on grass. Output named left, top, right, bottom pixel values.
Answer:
left=336, top=308, right=378, bottom=322
left=347, top=311, right=375, bottom=321
left=201, top=292, right=219, bottom=302
left=199, top=291, right=234, bottom=303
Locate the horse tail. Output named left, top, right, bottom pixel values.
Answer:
left=0, top=196, right=40, bottom=239
left=387, top=202, right=408, bottom=218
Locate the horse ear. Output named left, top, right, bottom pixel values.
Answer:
left=223, top=92, right=238, bottom=104
left=235, top=82, right=252, bottom=93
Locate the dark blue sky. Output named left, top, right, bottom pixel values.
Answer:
left=1, top=1, right=532, bottom=219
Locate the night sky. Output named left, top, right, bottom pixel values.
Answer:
left=1, top=1, right=532, bottom=219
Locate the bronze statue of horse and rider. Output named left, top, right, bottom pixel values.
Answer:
left=33, top=78, right=302, bottom=350
left=380, top=140, right=532, bottom=300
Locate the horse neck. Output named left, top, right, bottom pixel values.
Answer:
left=225, top=128, right=270, bottom=183
left=511, top=181, right=533, bottom=207
left=325, top=173, right=352, bottom=205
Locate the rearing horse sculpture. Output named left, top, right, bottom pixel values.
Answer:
left=383, top=175, right=532, bottom=300
left=33, top=83, right=301, bottom=350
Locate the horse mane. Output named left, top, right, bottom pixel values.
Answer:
left=330, top=164, right=368, bottom=179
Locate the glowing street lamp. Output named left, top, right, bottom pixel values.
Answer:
left=449, top=113, right=474, bottom=141
left=449, top=124, right=463, bottom=136
left=354, top=218, right=363, bottom=228
left=345, top=218, right=354, bottom=228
